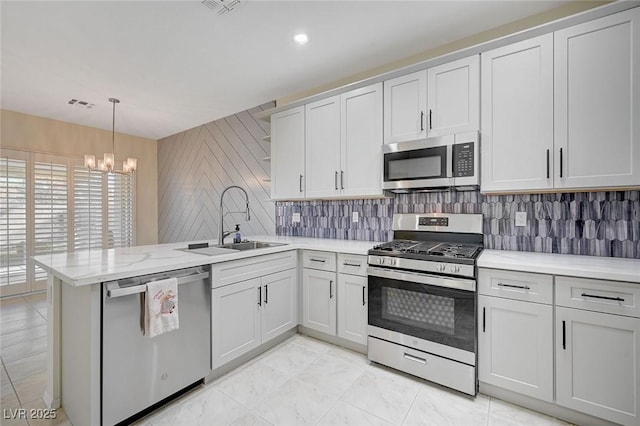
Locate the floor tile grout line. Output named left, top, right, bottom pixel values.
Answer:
left=0, top=355, right=23, bottom=408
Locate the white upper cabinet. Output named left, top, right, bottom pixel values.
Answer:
left=554, top=8, right=640, bottom=189
left=304, top=84, right=383, bottom=199
left=427, top=55, right=479, bottom=137
left=384, top=70, right=427, bottom=144
left=305, top=96, right=341, bottom=199
left=340, top=83, right=383, bottom=197
left=271, top=106, right=305, bottom=200
left=481, top=34, right=554, bottom=192
left=482, top=7, right=640, bottom=193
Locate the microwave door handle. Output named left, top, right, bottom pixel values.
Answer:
left=446, top=144, right=454, bottom=181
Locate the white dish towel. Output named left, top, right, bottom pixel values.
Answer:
left=144, top=277, right=179, bottom=338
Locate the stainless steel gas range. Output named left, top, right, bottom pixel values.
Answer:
left=367, top=213, right=483, bottom=395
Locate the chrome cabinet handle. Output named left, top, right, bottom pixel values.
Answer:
left=562, top=320, right=566, bottom=350
left=299, top=174, right=303, bottom=192
left=420, top=111, right=424, bottom=131
left=482, top=307, right=486, bottom=332
left=343, top=262, right=361, bottom=267
left=265, top=284, right=268, bottom=304
left=429, top=109, right=432, bottom=130
left=581, top=293, right=624, bottom=302
left=329, top=280, right=333, bottom=299
left=258, top=286, right=262, bottom=306
left=335, top=171, right=338, bottom=190
left=340, top=171, right=344, bottom=190
left=362, top=286, right=366, bottom=306
left=310, top=258, right=326, bottom=263
left=559, top=148, right=563, bottom=178
left=497, top=282, right=531, bottom=290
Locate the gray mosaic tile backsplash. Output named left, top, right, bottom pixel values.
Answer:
left=275, top=190, right=640, bottom=259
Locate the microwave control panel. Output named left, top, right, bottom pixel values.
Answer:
left=452, top=142, right=474, bottom=177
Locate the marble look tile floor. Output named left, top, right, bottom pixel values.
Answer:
left=1, top=294, right=571, bottom=426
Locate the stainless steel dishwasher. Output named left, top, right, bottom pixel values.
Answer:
left=102, top=266, right=211, bottom=426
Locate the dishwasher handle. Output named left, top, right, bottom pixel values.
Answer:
left=106, top=271, right=210, bottom=298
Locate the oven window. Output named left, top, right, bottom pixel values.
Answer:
left=387, top=156, right=441, bottom=180
left=382, top=287, right=455, bottom=335
left=369, top=274, right=475, bottom=353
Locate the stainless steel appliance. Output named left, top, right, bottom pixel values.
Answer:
left=102, top=266, right=211, bottom=425
left=367, top=213, right=483, bottom=395
left=382, top=131, right=478, bottom=191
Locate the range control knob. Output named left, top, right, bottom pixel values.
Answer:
left=449, top=265, right=461, bottom=273
left=437, top=263, right=446, bottom=272
left=390, top=259, right=397, bottom=266
left=378, top=258, right=385, bottom=265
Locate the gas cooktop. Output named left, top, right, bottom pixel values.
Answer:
left=371, top=240, right=483, bottom=260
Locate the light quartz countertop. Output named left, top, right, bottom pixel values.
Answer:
left=479, top=249, right=640, bottom=283
left=32, top=235, right=376, bottom=287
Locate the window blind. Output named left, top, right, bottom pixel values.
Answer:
left=34, top=161, right=68, bottom=281
left=73, top=167, right=103, bottom=250
left=0, top=158, right=27, bottom=287
left=108, top=173, right=134, bottom=248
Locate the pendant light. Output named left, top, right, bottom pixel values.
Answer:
left=84, top=98, right=137, bottom=174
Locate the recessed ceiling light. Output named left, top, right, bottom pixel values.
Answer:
left=293, top=33, right=309, bottom=45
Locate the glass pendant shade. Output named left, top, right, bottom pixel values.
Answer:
left=103, top=152, right=115, bottom=170
left=84, top=154, right=96, bottom=169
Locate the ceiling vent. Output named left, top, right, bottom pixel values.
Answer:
left=201, top=0, right=241, bottom=16
left=68, top=99, right=95, bottom=109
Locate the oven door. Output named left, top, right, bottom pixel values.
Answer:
left=382, top=141, right=453, bottom=189
left=367, top=266, right=476, bottom=361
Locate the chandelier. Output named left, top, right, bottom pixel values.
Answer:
left=84, top=98, right=137, bottom=174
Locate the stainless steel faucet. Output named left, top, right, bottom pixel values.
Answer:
left=218, top=185, right=250, bottom=245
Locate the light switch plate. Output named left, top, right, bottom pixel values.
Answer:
left=292, top=212, right=301, bottom=223
left=352, top=211, right=359, bottom=223
left=515, top=211, right=527, bottom=227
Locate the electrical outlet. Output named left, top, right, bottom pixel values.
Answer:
left=352, top=211, right=359, bottom=223
left=292, top=212, right=301, bottom=223
left=515, top=211, right=527, bottom=227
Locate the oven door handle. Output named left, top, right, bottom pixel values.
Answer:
left=367, top=266, right=475, bottom=292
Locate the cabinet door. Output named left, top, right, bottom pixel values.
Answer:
left=337, top=273, right=368, bottom=345
left=383, top=70, right=427, bottom=144
left=302, top=268, right=336, bottom=335
left=427, top=55, right=479, bottom=137
left=261, top=269, right=297, bottom=343
left=478, top=295, right=553, bottom=402
left=305, top=96, right=341, bottom=198
left=554, top=8, right=640, bottom=189
left=481, top=34, right=554, bottom=192
left=212, top=278, right=261, bottom=368
left=271, top=106, right=305, bottom=199
left=340, top=83, right=383, bottom=197
left=556, top=307, right=640, bottom=426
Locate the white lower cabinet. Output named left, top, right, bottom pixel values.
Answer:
left=337, top=254, right=368, bottom=345
left=478, top=268, right=554, bottom=402
left=212, top=252, right=297, bottom=369
left=302, top=268, right=336, bottom=335
left=555, top=276, right=640, bottom=426
left=478, top=295, right=553, bottom=402
left=301, top=251, right=368, bottom=346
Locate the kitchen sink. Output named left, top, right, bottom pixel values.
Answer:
left=179, top=241, right=287, bottom=256
left=215, top=241, right=287, bottom=251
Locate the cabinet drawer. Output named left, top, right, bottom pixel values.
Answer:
left=212, top=250, right=297, bottom=288
left=479, top=268, right=553, bottom=304
left=556, top=276, right=640, bottom=318
left=303, top=250, right=337, bottom=272
left=337, top=253, right=367, bottom=276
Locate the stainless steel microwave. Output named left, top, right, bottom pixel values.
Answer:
left=382, top=131, right=479, bottom=191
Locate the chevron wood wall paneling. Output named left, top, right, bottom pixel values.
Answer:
left=158, top=102, right=275, bottom=243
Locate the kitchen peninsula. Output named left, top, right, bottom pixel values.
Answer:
left=33, top=236, right=375, bottom=426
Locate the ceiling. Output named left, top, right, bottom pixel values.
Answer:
left=1, top=0, right=575, bottom=140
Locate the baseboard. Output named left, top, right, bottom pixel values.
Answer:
left=42, top=390, right=61, bottom=410
left=296, top=325, right=367, bottom=355
left=479, top=382, right=617, bottom=426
